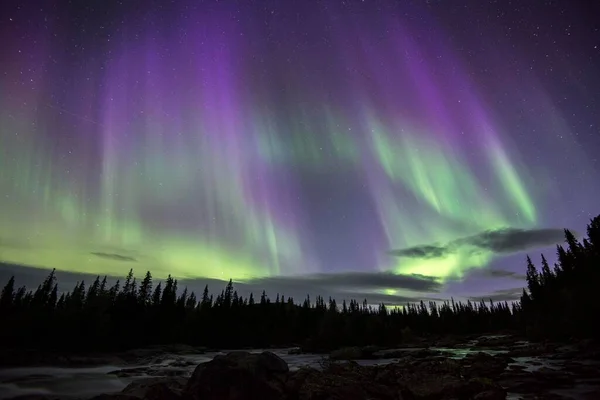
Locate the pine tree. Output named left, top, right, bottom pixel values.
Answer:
left=224, top=279, right=233, bottom=308
left=48, top=284, right=58, bottom=309
left=0, top=276, right=15, bottom=309
left=86, top=276, right=101, bottom=304
left=186, top=292, right=197, bottom=309
left=586, top=215, right=600, bottom=250
left=139, top=271, right=153, bottom=305
left=177, top=288, right=188, bottom=308
left=540, top=254, right=553, bottom=285
left=122, top=269, right=134, bottom=298
left=525, top=256, right=540, bottom=300
left=201, top=285, right=210, bottom=309
left=152, top=282, right=162, bottom=307
left=109, top=280, right=120, bottom=301
left=99, top=276, right=108, bottom=294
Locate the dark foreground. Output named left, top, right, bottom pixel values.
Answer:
left=2, top=335, right=600, bottom=400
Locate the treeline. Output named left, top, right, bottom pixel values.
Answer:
left=1, top=215, right=598, bottom=352
left=521, top=215, right=600, bottom=339
left=0, top=276, right=518, bottom=352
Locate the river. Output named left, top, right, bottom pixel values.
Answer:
left=0, top=346, right=564, bottom=400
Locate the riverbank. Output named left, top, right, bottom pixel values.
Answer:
left=1, top=335, right=599, bottom=399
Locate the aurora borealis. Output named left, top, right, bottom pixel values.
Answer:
left=1, top=0, right=599, bottom=304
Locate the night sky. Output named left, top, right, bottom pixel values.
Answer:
left=1, top=0, right=599, bottom=305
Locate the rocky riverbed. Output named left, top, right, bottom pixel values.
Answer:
left=1, top=335, right=599, bottom=399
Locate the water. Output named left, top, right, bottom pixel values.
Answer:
left=0, top=347, right=570, bottom=400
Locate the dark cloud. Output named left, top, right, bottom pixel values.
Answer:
left=90, top=252, right=137, bottom=262
left=469, top=287, right=524, bottom=302
left=247, top=271, right=441, bottom=292
left=476, top=269, right=526, bottom=280
left=389, top=227, right=566, bottom=259
left=388, top=245, right=447, bottom=259
left=463, top=228, right=566, bottom=254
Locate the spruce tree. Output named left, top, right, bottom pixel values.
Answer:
left=138, top=271, right=153, bottom=306
left=0, top=276, right=15, bottom=309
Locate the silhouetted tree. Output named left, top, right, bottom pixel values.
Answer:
left=4, top=215, right=600, bottom=353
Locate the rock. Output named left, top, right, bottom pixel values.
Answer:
left=295, top=361, right=398, bottom=400
left=184, top=351, right=289, bottom=400
left=462, top=352, right=509, bottom=378
left=360, top=345, right=382, bottom=359
left=121, top=376, right=187, bottom=399
left=473, top=390, right=507, bottom=400
left=497, top=372, right=538, bottom=393
left=89, top=395, right=141, bottom=400
left=402, top=373, right=465, bottom=398
left=374, top=349, right=411, bottom=359
left=108, top=365, right=190, bottom=378
left=432, top=335, right=465, bottom=348
left=284, top=366, right=320, bottom=393
left=329, top=347, right=364, bottom=360
left=288, top=348, right=302, bottom=355
left=475, top=335, right=516, bottom=348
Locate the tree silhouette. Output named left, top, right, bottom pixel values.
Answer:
left=1, top=215, right=599, bottom=353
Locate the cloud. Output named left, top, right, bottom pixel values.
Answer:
left=469, top=287, right=524, bottom=302
left=463, top=228, right=566, bottom=254
left=247, top=271, right=441, bottom=292
left=90, top=252, right=137, bottom=262
left=389, top=227, right=566, bottom=259
left=388, top=244, right=447, bottom=259
left=475, top=269, right=526, bottom=280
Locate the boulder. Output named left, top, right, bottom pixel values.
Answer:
left=462, top=352, right=509, bottom=378
left=121, top=376, right=187, bottom=400
left=294, top=361, right=398, bottom=400
left=184, top=351, right=289, bottom=400
left=473, top=390, right=507, bottom=400
left=89, top=395, right=141, bottom=400
left=329, top=347, right=363, bottom=360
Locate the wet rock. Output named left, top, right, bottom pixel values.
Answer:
left=475, top=335, right=516, bottom=348
left=402, top=373, right=464, bottom=398
left=506, top=343, right=553, bottom=358
left=519, top=394, right=567, bottom=400
left=184, top=351, right=289, bottom=400
left=496, top=367, right=574, bottom=396
left=284, top=366, right=320, bottom=393
left=89, top=395, right=141, bottom=400
left=118, top=345, right=206, bottom=365
left=360, top=345, right=382, bottom=359
left=473, top=389, right=507, bottom=400
left=462, top=352, right=509, bottom=378
left=121, top=376, right=187, bottom=399
left=432, top=335, right=465, bottom=348
left=373, top=349, right=412, bottom=359
left=329, top=347, right=364, bottom=360
left=509, top=364, right=527, bottom=371
left=296, top=362, right=398, bottom=400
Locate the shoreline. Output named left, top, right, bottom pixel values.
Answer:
left=1, top=335, right=599, bottom=399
